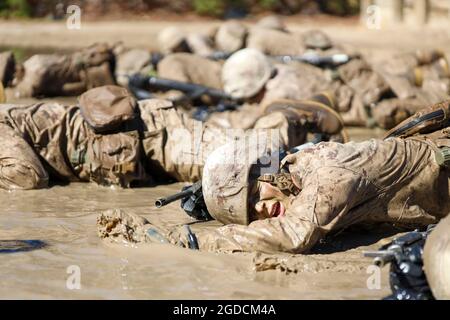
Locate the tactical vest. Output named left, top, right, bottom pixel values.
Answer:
left=69, top=129, right=147, bottom=188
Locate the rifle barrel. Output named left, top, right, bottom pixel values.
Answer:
left=155, top=188, right=193, bottom=208
left=147, top=77, right=232, bottom=100
left=274, top=54, right=350, bottom=67
left=364, top=250, right=395, bottom=267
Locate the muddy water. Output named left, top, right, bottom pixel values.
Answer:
left=0, top=182, right=393, bottom=299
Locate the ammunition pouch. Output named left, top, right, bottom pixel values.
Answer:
left=71, top=130, right=146, bottom=188
left=79, top=85, right=138, bottom=133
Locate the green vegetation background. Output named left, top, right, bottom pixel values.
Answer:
left=0, top=0, right=360, bottom=18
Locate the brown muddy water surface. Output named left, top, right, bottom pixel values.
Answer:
left=0, top=182, right=393, bottom=299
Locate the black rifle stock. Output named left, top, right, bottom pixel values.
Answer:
left=148, top=76, right=233, bottom=100
left=129, top=74, right=235, bottom=102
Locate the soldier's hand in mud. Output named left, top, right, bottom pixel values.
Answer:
left=97, top=209, right=198, bottom=249
left=162, top=225, right=199, bottom=250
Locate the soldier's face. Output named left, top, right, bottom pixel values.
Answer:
left=250, top=181, right=290, bottom=220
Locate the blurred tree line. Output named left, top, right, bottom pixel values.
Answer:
left=0, top=0, right=360, bottom=18
left=0, top=0, right=31, bottom=17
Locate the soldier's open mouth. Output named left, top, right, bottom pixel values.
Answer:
left=270, top=202, right=286, bottom=217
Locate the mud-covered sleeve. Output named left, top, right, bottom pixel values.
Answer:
left=193, top=166, right=370, bottom=254
left=195, top=216, right=322, bottom=254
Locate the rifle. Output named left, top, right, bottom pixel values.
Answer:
left=149, top=49, right=351, bottom=67
left=274, top=53, right=351, bottom=67
left=155, top=180, right=212, bottom=221
left=364, top=225, right=436, bottom=300
left=128, top=74, right=240, bottom=119
left=148, top=51, right=232, bottom=65
left=208, top=51, right=352, bottom=67
left=128, top=74, right=236, bottom=102
left=127, top=75, right=155, bottom=100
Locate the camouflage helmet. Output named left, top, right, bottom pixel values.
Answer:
left=158, top=26, right=187, bottom=54
left=303, top=30, right=332, bottom=50
left=423, top=215, right=450, bottom=299
left=202, top=133, right=281, bottom=225
left=256, top=15, right=286, bottom=31
left=215, top=20, right=247, bottom=53
left=222, top=48, right=274, bottom=99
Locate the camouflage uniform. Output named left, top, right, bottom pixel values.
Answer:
left=246, top=27, right=304, bottom=56
left=0, top=88, right=146, bottom=189
left=193, top=136, right=448, bottom=253
left=157, top=53, right=223, bottom=90
left=114, top=47, right=153, bottom=87
left=102, top=131, right=449, bottom=254
left=338, top=51, right=450, bottom=128
left=333, top=57, right=392, bottom=126
left=99, top=101, right=450, bottom=254
left=158, top=26, right=215, bottom=56
left=13, top=44, right=115, bottom=98
left=246, top=27, right=332, bottom=56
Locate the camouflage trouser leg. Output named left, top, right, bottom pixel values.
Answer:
left=0, top=123, right=49, bottom=190
left=139, top=100, right=306, bottom=182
